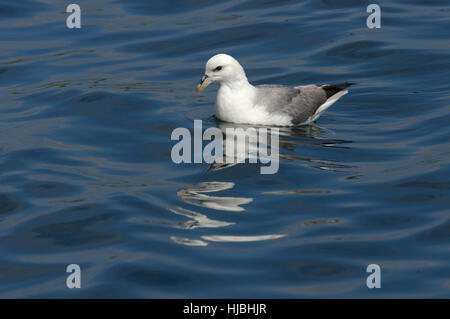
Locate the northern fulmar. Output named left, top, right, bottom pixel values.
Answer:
left=196, top=54, right=353, bottom=126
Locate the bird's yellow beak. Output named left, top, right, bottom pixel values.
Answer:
left=196, top=75, right=212, bottom=92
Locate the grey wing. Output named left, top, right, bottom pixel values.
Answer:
left=255, top=84, right=327, bottom=125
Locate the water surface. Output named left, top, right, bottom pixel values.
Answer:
left=0, top=0, right=449, bottom=298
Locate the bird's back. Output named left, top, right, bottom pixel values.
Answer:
left=255, top=84, right=328, bottom=125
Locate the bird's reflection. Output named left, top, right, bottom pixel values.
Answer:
left=171, top=181, right=285, bottom=246
left=206, top=120, right=353, bottom=173
left=177, top=181, right=252, bottom=212
left=169, top=206, right=234, bottom=229
left=170, top=120, right=353, bottom=247
left=171, top=181, right=256, bottom=246
left=206, top=121, right=279, bottom=172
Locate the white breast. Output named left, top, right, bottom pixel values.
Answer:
left=215, top=85, right=292, bottom=126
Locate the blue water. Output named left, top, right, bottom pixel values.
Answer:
left=1, top=0, right=449, bottom=298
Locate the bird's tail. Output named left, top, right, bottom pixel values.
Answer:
left=322, top=82, right=355, bottom=99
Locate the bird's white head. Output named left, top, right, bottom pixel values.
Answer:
left=196, top=54, right=247, bottom=92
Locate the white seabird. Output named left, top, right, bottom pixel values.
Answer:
left=196, top=53, right=353, bottom=126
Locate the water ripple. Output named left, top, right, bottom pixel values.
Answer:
left=0, top=0, right=449, bottom=298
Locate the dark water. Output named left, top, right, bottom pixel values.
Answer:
left=1, top=0, right=449, bottom=298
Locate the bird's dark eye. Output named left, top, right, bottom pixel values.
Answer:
left=213, top=66, right=222, bottom=72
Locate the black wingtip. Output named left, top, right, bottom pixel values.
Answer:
left=322, top=82, right=355, bottom=98
left=344, top=81, right=356, bottom=87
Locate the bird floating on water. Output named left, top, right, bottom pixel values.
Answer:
left=196, top=54, right=353, bottom=126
